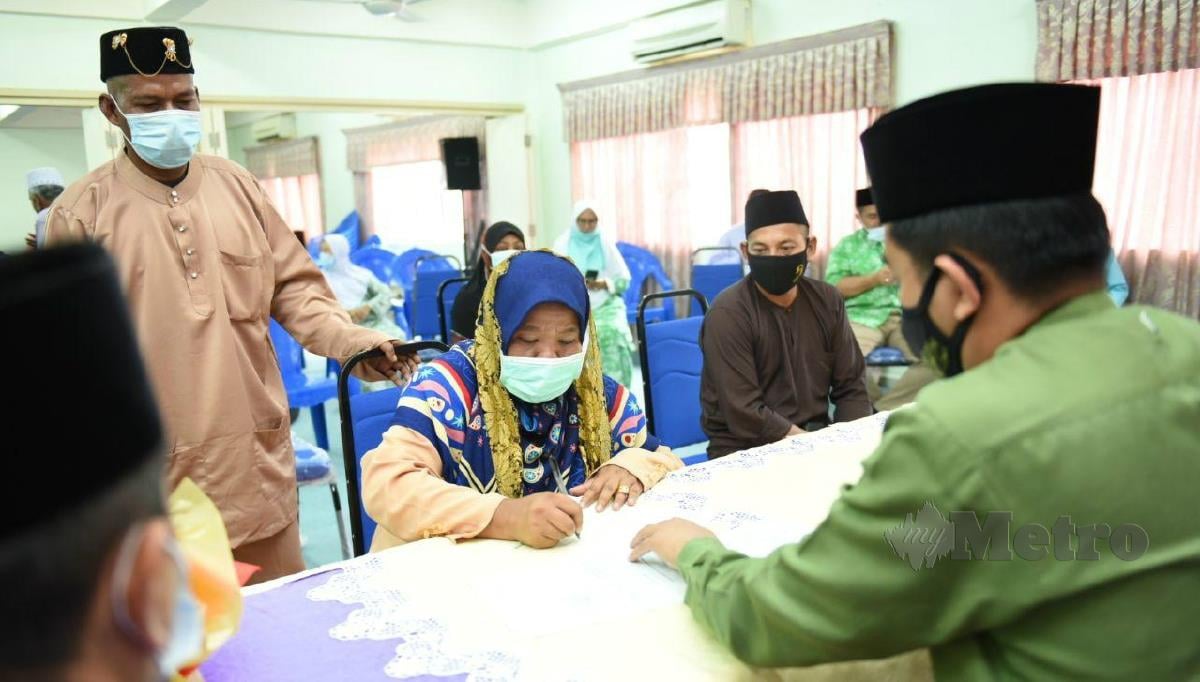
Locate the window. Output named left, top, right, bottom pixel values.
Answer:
left=370, top=160, right=465, bottom=259
left=572, top=124, right=731, bottom=288
left=730, top=109, right=876, bottom=278
left=570, top=109, right=874, bottom=284
left=1081, top=68, right=1200, bottom=255
left=261, top=174, right=323, bottom=238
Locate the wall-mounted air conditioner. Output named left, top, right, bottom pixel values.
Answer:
left=251, top=113, right=297, bottom=142
left=629, top=0, right=750, bottom=65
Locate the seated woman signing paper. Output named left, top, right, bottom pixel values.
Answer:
left=362, top=250, right=682, bottom=551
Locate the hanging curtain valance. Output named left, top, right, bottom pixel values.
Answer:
left=1037, top=0, right=1199, bottom=81
left=244, top=136, right=319, bottom=179
left=345, top=115, right=486, bottom=172
left=558, top=21, right=892, bottom=143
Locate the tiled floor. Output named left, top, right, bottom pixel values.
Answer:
left=291, top=352, right=709, bottom=569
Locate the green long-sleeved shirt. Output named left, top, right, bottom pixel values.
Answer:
left=678, top=292, right=1200, bottom=680
left=825, top=228, right=899, bottom=328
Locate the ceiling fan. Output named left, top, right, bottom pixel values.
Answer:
left=297, top=0, right=433, bottom=22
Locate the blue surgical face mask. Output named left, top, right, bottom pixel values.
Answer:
left=111, top=97, right=202, bottom=170
left=111, top=526, right=205, bottom=681
left=866, top=226, right=887, bottom=242
left=500, top=339, right=587, bottom=404
left=488, top=249, right=519, bottom=269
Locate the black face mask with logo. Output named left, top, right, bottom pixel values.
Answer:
left=748, top=251, right=808, bottom=296
left=899, top=253, right=984, bottom=378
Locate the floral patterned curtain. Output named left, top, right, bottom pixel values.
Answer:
left=1036, top=0, right=1199, bottom=80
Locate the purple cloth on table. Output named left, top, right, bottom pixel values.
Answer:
left=201, top=570, right=466, bottom=682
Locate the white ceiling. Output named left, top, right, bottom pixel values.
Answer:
left=0, top=0, right=528, bottom=48
left=0, top=0, right=700, bottom=50
left=0, top=106, right=83, bottom=129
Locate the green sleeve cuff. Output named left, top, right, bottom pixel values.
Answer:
left=677, top=536, right=728, bottom=577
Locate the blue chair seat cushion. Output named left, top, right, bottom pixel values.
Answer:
left=865, top=345, right=912, bottom=366
left=293, top=435, right=333, bottom=483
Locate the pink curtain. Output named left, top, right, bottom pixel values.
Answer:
left=570, top=124, right=733, bottom=295
left=261, top=174, right=323, bottom=239
left=1081, top=67, right=1200, bottom=316
left=730, top=108, right=877, bottom=279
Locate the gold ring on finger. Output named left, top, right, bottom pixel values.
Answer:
left=617, top=484, right=631, bottom=495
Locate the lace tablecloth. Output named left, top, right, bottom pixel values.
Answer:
left=202, top=412, right=929, bottom=681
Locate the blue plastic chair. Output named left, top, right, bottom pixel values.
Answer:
left=637, top=290, right=709, bottom=464
left=349, top=247, right=399, bottom=284
left=269, top=319, right=343, bottom=451
left=331, top=211, right=362, bottom=252
left=689, top=248, right=744, bottom=317
left=409, top=255, right=462, bottom=340
left=338, top=341, right=450, bottom=556
left=364, top=234, right=383, bottom=249
left=438, top=276, right=471, bottom=341
left=616, top=242, right=675, bottom=325
left=393, top=248, right=439, bottom=295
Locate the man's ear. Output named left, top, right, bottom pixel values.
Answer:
left=739, top=241, right=750, bottom=261
left=806, top=235, right=818, bottom=259
left=124, top=519, right=177, bottom=652
left=98, top=94, right=122, bottom=129
left=933, top=253, right=982, bottom=322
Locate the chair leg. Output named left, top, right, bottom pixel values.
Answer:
left=311, top=404, right=329, bottom=451
left=329, top=481, right=351, bottom=560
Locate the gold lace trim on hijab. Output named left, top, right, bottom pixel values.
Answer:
left=470, top=249, right=612, bottom=498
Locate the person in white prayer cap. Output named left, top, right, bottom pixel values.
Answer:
left=25, top=166, right=65, bottom=249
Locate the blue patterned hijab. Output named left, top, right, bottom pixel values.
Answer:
left=388, top=250, right=657, bottom=498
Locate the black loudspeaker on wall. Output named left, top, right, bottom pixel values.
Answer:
left=440, top=137, right=482, bottom=191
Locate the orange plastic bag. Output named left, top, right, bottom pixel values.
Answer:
left=168, top=478, right=244, bottom=681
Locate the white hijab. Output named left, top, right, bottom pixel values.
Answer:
left=321, top=234, right=373, bottom=307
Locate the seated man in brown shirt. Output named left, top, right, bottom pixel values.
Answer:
left=700, top=190, right=871, bottom=458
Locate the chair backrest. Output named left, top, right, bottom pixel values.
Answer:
left=393, top=248, right=439, bottom=294
left=437, top=276, right=471, bottom=341
left=637, top=290, right=708, bottom=449
left=349, top=247, right=399, bottom=284
left=331, top=211, right=362, bottom=251
left=411, top=256, right=462, bottom=339
left=689, top=249, right=743, bottom=317
left=617, top=241, right=675, bottom=320
left=268, top=319, right=306, bottom=391
left=338, top=341, right=450, bottom=556
left=346, top=386, right=403, bottom=551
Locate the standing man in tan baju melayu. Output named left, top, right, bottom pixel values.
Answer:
left=46, top=27, right=415, bottom=582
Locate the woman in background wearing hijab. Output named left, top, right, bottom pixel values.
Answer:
left=451, top=221, right=526, bottom=340
left=552, top=201, right=635, bottom=386
left=360, top=250, right=680, bottom=551
left=317, top=234, right=406, bottom=339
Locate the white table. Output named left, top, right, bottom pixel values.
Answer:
left=203, top=412, right=931, bottom=681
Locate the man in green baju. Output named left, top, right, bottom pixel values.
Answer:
left=630, top=83, right=1200, bottom=680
